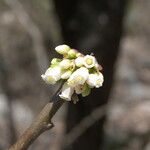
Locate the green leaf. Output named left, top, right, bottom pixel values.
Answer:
left=82, top=84, right=91, bottom=97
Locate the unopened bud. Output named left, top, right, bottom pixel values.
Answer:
left=55, top=44, right=70, bottom=55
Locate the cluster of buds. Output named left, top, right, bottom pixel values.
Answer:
left=41, top=45, right=104, bottom=103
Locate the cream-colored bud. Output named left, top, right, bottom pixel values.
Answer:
left=59, top=59, right=71, bottom=69
left=75, top=57, right=84, bottom=67
left=55, top=44, right=70, bottom=55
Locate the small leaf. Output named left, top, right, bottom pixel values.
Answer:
left=82, top=84, right=91, bottom=97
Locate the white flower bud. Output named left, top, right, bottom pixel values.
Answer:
left=61, top=70, right=72, bottom=79
left=87, top=73, right=104, bottom=88
left=59, top=59, right=71, bottom=69
left=83, top=55, right=96, bottom=68
left=59, top=83, right=74, bottom=101
left=75, top=57, right=84, bottom=67
left=55, top=44, right=70, bottom=55
left=67, top=67, right=89, bottom=87
left=41, top=66, right=62, bottom=84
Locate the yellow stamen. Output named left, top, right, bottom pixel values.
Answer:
left=86, top=58, right=93, bottom=65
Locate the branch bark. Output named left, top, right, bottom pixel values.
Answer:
left=8, top=95, right=65, bottom=150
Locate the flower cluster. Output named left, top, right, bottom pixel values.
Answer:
left=41, top=45, right=104, bottom=103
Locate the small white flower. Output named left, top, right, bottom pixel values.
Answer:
left=55, top=44, right=70, bottom=55
left=59, top=59, right=71, bottom=69
left=59, top=83, right=74, bottom=101
left=41, top=66, right=62, bottom=84
left=83, top=55, right=96, bottom=68
left=67, top=67, right=89, bottom=87
left=87, top=73, right=104, bottom=88
left=61, top=70, right=72, bottom=79
left=75, top=57, right=84, bottom=67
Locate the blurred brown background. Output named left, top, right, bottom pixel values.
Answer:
left=0, top=0, right=150, bottom=150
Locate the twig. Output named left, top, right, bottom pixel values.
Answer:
left=8, top=90, right=65, bottom=150
left=63, top=105, right=107, bottom=147
left=5, top=0, right=49, bottom=72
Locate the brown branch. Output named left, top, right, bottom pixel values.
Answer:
left=8, top=94, right=65, bottom=150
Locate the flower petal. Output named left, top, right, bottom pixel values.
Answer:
left=83, top=55, right=96, bottom=68
left=59, top=83, right=74, bottom=101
